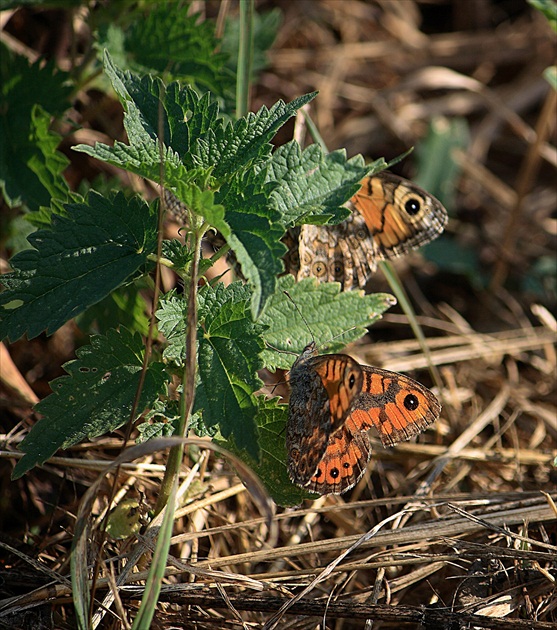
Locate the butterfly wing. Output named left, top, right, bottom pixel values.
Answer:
left=296, top=213, right=377, bottom=290
left=305, top=415, right=371, bottom=495
left=351, top=172, right=448, bottom=261
left=286, top=172, right=448, bottom=290
left=353, top=365, right=441, bottom=447
left=305, top=366, right=440, bottom=495
left=287, top=349, right=363, bottom=488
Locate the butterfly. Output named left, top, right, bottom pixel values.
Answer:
left=286, top=342, right=441, bottom=495
left=285, top=171, right=448, bottom=290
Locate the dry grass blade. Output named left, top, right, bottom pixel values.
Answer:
left=70, top=438, right=275, bottom=628
left=365, top=327, right=557, bottom=371
left=263, top=508, right=418, bottom=629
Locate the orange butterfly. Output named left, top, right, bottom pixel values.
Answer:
left=287, top=342, right=440, bottom=495
left=286, top=171, right=448, bottom=290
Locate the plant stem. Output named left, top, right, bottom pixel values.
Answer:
left=379, top=260, right=454, bottom=424
left=154, top=227, right=201, bottom=515
left=236, top=0, right=254, bottom=118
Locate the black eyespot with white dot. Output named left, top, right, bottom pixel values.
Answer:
left=343, top=461, right=350, bottom=469
left=313, top=262, right=326, bottom=276
left=405, top=197, right=422, bottom=216
left=404, top=394, right=419, bottom=411
left=330, top=468, right=340, bottom=479
left=314, top=468, right=322, bottom=479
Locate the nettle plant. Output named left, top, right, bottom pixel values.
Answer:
left=1, top=52, right=395, bottom=506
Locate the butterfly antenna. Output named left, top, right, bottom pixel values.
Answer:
left=328, top=326, right=359, bottom=347
left=264, top=340, right=298, bottom=357
left=284, top=291, right=362, bottom=352
left=283, top=290, right=316, bottom=342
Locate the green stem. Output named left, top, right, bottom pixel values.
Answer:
left=236, top=0, right=254, bottom=118
left=303, top=109, right=328, bottom=154
left=202, top=242, right=231, bottom=276
left=154, top=225, right=201, bottom=516
left=147, top=253, right=175, bottom=268
left=379, top=260, right=444, bottom=395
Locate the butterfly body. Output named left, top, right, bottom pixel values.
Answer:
left=287, top=344, right=441, bottom=495
left=291, top=171, right=448, bottom=290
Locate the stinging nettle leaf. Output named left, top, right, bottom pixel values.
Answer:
left=259, top=275, right=396, bottom=371
left=216, top=173, right=287, bottom=318
left=267, top=142, right=373, bottom=228
left=0, top=191, right=158, bottom=342
left=0, top=45, right=72, bottom=211
left=204, top=92, right=317, bottom=181
left=157, top=283, right=266, bottom=459
left=12, top=327, right=169, bottom=479
left=216, top=397, right=311, bottom=507
left=195, top=283, right=266, bottom=460
left=76, top=55, right=320, bottom=319
left=74, top=55, right=212, bottom=187
left=26, top=105, right=72, bottom=213
left=97, top=7, right=235, bottom=99
left=155, top=292, right=191, bottom=366
left=76, top=282, right=150, bottom=337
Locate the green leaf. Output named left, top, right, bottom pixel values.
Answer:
left=74, top=55, right=319, bottom=318
left=217, top=397, right=311, bottom=507
left=89, top=53, right=313, bottom=184
left=160, top=239, right=194, bottom=274
left=217, top=173, right=286, bottom=318
left=96, top=6, right=235, bottom=99
left=0, top=191, right=158, bottom=342
left=100, top=49, right=220, bottom=161
left=76, top=282, right=151, bottom=337
left=137, top=399, right=181, bottom=443
left=73, top=55, right=321, bottom=318
left=0, top=44, right=71, bottom=210
left=195, top=281, right=265, bottom=461
left=74, top=56, right=209, bottom=186
left=75, top=54, right=315, bottom=202
left=259, top=275, right=396, bottom=371
left=1, top=214, right=36, bottom=255
left=267, top=142, right=373, bottom=227
left=27, top=105, right=72, bottom=205
left=172, top=183, right=228, bottom=235
left=200, top=93, right=317, bottom=181
left=155, top=292, right=190, bottom=366
left=12, top=327, right=169, bottom=478
left=157, top=283, right=265, bottom=459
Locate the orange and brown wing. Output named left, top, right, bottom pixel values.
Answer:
left=286, top=171, right=447, bottom=290
left=351, top=172, right=448, bottom=261
left=352, top=365, right=441, bottom=447
left=295, top=215, right=376, bottom=290
left=305, top=415, right=371, bottom=495
left=310, top=354, right=363, bottom=432
left=286, top=351, right=363, bottom=488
